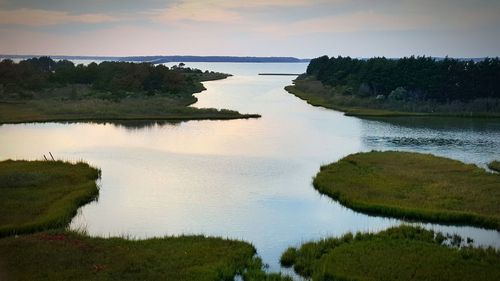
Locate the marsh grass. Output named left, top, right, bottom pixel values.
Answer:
left=286, top=77, right=500, bottom=118
left=281, top=225, right=500, bottom=281
left=0, top=231, right=291, bottom=281
left=0, top=70, right=259, bottom=124
left=0, top=160, right=100, bottom=237
left=313, top=151, right=500, bottom=230
left=0, top=231, right=259, bottom=281
left=0, top=97, right=260, bottom=124
left=489, top=161, right=500, bottom=172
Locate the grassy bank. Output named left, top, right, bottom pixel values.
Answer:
left=0, top=231, right=291, bottom=281
left=0, top=160, right=288, bottom=280
left=0, top=98, right=260, bottom=124
left=281, top=225, right=500, bottom=281
left=489, top=161, right=500, bottom=172
left=0, top=160, right=100, bottom=237
left=0, top=58, right=260, bottom=124
left=313, top=151, right=500, bottom=230
left=285, top=84, right=425, bottom=117
left=285, top=77, right=500, bottom=118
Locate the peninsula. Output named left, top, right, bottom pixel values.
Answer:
left=286, top=56, right=500, bottom=117
left=0, top=57, right=260, bottom=124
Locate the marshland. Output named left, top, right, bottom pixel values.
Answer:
left=0, top=58, right=259, bottom=124
left=286, top=56, right=500, bottom=118
left=3, top=0, right=500, bottom=279
left=0, top=159, right=290, bottom=280
left=1, top=61, right=499, bottom=280
left=312, top=151, right=500, bottom=230
left=281, top=225, right=500, bottom=281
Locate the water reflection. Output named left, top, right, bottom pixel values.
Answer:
left=365, top=136, right=494, bottom=148
left=102, top=120, right=183, bottom=130
left=360, top=117, right=500, bottom=167
left=365, top=116, right=500, bottom=131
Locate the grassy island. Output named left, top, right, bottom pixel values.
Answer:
left=489, top=161, right=500, bottom=172
left=0, top=160, right=289, bottom=281
left=313, top=151, right=500, bottom=230
left=0, top=57, right=260, bottom=124
left=286, top=56, right=500, bottom=117
left=281, top=225, right=500, bottom=281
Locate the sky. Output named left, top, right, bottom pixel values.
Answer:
left=0, top=0, right=499, bottom=58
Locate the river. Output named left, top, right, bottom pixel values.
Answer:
left=0, top=62, right=499, bottom=274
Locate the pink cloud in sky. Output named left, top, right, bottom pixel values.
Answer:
left=0, top=8, right=118, bottom=26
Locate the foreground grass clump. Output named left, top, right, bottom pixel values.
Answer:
left=489, top=160, right=500, bottom=172
left=0, top=231, right=272, bottom=281
left=0, top=232, right=291, bottom=281
left=281, top=226, right=500, bottom=281
left=0, top=160, right=100, bottom=237
left=313, top=151, right=500, bottom=229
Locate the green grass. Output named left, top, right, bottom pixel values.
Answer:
left=285, top=77, right=500, bottom=118
left=0, top=97, right=260, bottom=124
left=489, top=161, right=500, bottom=172
left=281, top=225, right=500, bottom=281
left=0, top=160, right=100, bottom=237
left=285, top=85, right=430, bottom=117
left=0, top=232, right=291, bottom=281
left=313, top=151, right=500, bottom=230
left=0, top=231, right=289, bottom=281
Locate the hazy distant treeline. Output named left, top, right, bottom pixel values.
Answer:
left=307, top=56, right=500, bottom=103
left=0, top=57, right=217, bottom=98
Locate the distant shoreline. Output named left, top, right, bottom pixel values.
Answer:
left=258, top=73, right=301, bottom=76
left=0, top=54, right=310, bottom=64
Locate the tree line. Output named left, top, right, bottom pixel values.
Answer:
left=306, top=56, right=500, bottom=103
left=0, top=57, right=215, bottom=98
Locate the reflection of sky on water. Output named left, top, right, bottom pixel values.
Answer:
left=360, top=117, right=500, bottom=168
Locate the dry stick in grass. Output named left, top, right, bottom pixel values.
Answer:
left=49, top=152, right=55, bottom=161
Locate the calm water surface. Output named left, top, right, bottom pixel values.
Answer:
left=1, top=62, right=499, bottom=274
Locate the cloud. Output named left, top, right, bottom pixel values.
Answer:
left=149, top=1, right=241, bottom=24
left=0, top=8, right=118, bottom=26
left=255, top=4, right=500, bottom=36
left=255, top=11, right=427, bottom=36
left=148, top=0, right=336, bottom=24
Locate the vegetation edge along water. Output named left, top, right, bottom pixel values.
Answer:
left=0, top=57, right=260, bottom=124
left=0, top=160, right=100, bottom=237
left=488, top=161, right=500, bottom=172
left=285, top=55, right=500, bottom=118
left=312, top=151, right=500, bottom=230
left=285, top=80, right=500, bottom=118
left=0, top=159, right=290, bottom=281
left=280, top=225, right=500, bottom=281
